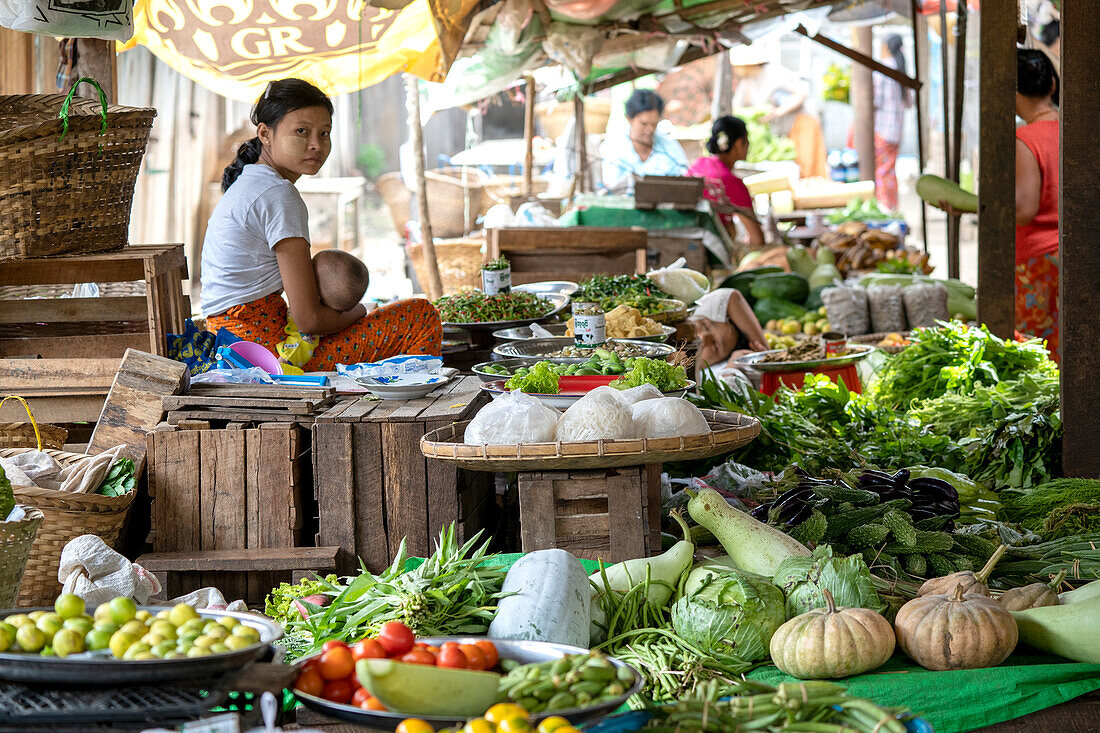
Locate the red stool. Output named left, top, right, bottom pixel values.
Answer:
left=760, top=363, right=862, bottom=396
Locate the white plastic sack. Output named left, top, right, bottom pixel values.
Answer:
left=542, top=23, right=604, bottom=79
left=514, top=202, right=561, bottom=228
left=59, top=535, right=161, bottom=610
left=648, top=257, right=709, bottom=305
left=168, top=587, right=248, bottom=613
left=464, top=391, right=561, bottom=445
left=0, top=0, right=134, bottom=42
left=483, top=204, right=516, bottom=229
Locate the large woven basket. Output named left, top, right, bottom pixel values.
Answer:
left=0, top=448, right=135, bottom=607
left=407, top=238, right=484, bottom=296
left=0, top=78, right=156, bottom=262
left=0, top=506, right=45, bottom=608
left=0, top=395, right=67, bottom=451
left=424, top=167, right=489, bottom=238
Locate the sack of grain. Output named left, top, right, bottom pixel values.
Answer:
left=902, top=282, right=949, bottom=328
left=867, top=285, right=907, bottom=333
left=821, top=285, right=871, bottom=335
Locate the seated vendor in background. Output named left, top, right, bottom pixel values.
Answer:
left=687, top=116, right=765, bottom=248
left=691, top=288, right=768, bottom=371
left=599, top=89, right=688, bottom=194
left=200, top=78, right=441, bottom=369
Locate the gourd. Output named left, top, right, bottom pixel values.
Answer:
left=895, top=585, right=1018, bottom=670
left=1059, top=578, right=1100, bottom=605
left=1011, top=596, right=1100, bottom=664
left=769, top=589, right=895, bottom=679
left=999, top=569, right=1067, bottom=612
left=917, top=544, right=1005, bottom=597
left=488, top=549, right=590, bottom=648
left=687, top=487, right=810, bottom=578
left=916, top=174, right=978, bottom=213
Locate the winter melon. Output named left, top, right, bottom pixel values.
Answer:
left=356, top=658, right=502, bottom=716
left=916, top=174, right=978, bottom=213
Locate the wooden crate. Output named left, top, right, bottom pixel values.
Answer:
left=312, top=376, right=492, bottom=573
left=518, top=465, right=662, bottom=563
left=486, top=227, right=647, bottom=285
left=647, top=231, right=709, bottom=274
left=147, top=421, right=309, bottom=603
left=634, top=175, right=704, bottom=210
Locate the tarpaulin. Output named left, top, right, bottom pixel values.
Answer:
left=122, top=0, right=458, bottom=102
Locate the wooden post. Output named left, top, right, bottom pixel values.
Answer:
left=1060, top=0, right=1100, bottom=477
left=712, top=50, right=733, bottom=121
left=523, top=75, right=536, bottom=197
left=573, top=95, right=588, bottom=194
left=851, top=27, right=876, bottom=182
left=74, top=39, right=116, bottom=102
left=405, top=74, right=443, bottom=300
left=0, top=27, right=35, bottom=94
left=910, top=0, right=930, bottom=253
left=975, top=1, right=1016, bottom=338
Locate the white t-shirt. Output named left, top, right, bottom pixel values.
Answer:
left=200, top=164, right=310, bottom=316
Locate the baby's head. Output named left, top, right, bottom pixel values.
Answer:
left=313, top=249, right=369, bottom=312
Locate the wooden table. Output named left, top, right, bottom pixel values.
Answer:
left=312, top=376, right=491, bottom=574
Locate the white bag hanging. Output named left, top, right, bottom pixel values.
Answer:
left=0, top=0, right=134, bottom=42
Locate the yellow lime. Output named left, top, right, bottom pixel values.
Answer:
left=485, top=704, right=529, bottom=724
left=536, top=718, right=572, bottom=733
left=208, top=642, right=229, bottom=654
left=192, top=635, right=216, bottom=650
left=36, top=613, right=63, bottom=637
left=149, top=620, right=177, bottom=640
left=164, top=650, right=187, bottom=659
left=186, top=645, right=212, bottom=658
left=85, top=628, right=113, bottom=651
left=0, top=622, right=16, bottom=652
left=155, top=610, right=171, bottom=620
left=63, top=617, right=94, bottom=636
left=109, top=631, right=139, bottom=659
left=463, top=720, right=495, bottom=733
left=27, top=611, right=46, bottom=622
left=16, top=625, right=46, bottom=653
left=135, top=610, right=153, bottom=624
left=216, top=616, right=239, bottom=631
left=93, top=621, right=119, bottom=635
left=203, top=625, right=228, bottom=641
left=140, top=632, right=166, bottom=647
left=497, top=720, right=532, bottom=733
left=152, top=640, right=177, bottom=657
left=52, top=628, right=85, bottom=657
left=123, top=642, right=152, bottom=660
left=180, top=618, right=206, bottom=635
left=120, top=619, right=146, bottom=638
left=231, top=624, right=260, bottom=643
left=54, top=593, right=85, bottom=619
left=6, top=614, right=33, bottom=628
left=168, top=603, right=200, bottom=627
left=223, top=635, right=252, bottom=651
left=107, top=597, right=138, bottom=626
left=131, top=651, right=157, bottom=660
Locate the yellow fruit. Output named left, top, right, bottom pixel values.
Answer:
left=135, top=610, right=154, bottom=624
left=187, top=645, right=212, bottom=657
left=36, top=613, right=64, bottom=637
left=132, top=652, right=157, bottom=660
left=803, top=323, right=818, bottom=336
left=120, top=620, right=147, bottom=638
left=0, top=622, right=16, bottom=652
left=63, top=617, right=94, bottom=636
left=85, top=628, right=113, bottom=651
left=164, top=650, right=187, bottom=659
left=52, top=628, right=85, bottom=657
left=109, top=631, right=139, bottom=659
left=485, top=704, right=529, bottom=724
left=781, top=322, right=801, bottom=335
left=155, top=610, right=171, bottom=619
left=141, top=633, right=166, bottom=647
left=94, top=622, right=119, bottom=635
left=396, top=721, right=436, bottom=733
left=6, top=614, right=33, bottom=628
left=16, top=625, right=46, bottom=653
left=497, top=720, right=533, bottom=733
left=168, top=603, right=199, bottom=627
left=150, top=620, right=177, bottom=640
left=463, top=720, right=495, bottom=733
left=231, top=624, right=260, bottom=643
left=152, top=640, right=177, bottom=657
left=180, top=618, right=206, bottom=635
left=123, top=642, right=152, bottom=660
left=54, top=593, right=85, bottom=620
left=765, top=319, right=778, bottom=331
left=208, top=642, right=230, bottom=654
left=193, top=635, right=216, bottom=650
left=224, top=635, right=252, bottom=650
left=536, top=718, right=572, bottom=733
left=204, top=625, right=229, bottom=641
left=818, top=306, right=827, bottom=316
left=27, top=611, right=46, bottom=622
left=217, top=616, right=240, bottom=631
left=107, top=597, right=138, bottom=626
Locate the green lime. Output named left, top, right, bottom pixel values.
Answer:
left=27, top=611, right=46, bottom=622
left=203, top=626, right=228, bottom=641
left=192, top=635, right=216, bottom=650
left=0, top=622, right=15, bottom=652
left=85, top=628, right=113, bottom=651
left=107, top=597, right=137, bottom=626
left=63, top=617, right=94, bottom=636
left=6, top=614, right=33, bottom=628
left=152, top=640, right=176, bottom=657
left=123, top=642, right=152, bottom=660
left=120, top=619, right=147, bottom=638
left=223, top=634, right=252, bottom=651
left=15, top=625, right=46, bottom=653
left=231, top=625, right=260, bottom=643
left=140, top=632, right=166, bottom=647
left=54, top=593, right=85, bottom=620
left=208, top=642, right=229, bottom=654
left=180, top=618, right=206, bottom=635
left=216, top=616, right=239, bottom=631
left=186, top=645, right=212, bottom=658
left=36, top=613, right=63, bottom=637
left=94, top=622, right=119, bottom=635
left=164, top=650, right=186, bottom=659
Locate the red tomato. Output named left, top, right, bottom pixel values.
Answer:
left=459, top=644, right=488, bottom=671
left=365, top=696, right=387, bottom=711
left=377, top=622, right=415, bottom=657
left=474, top=640, right=499, bottom=669
left=294, top=669, right=324, bottom=697
left=322, top=639, right=349, bottom=653
left=348, top=672, right=362, bottom=691
left=319, top=646, right=355, bottom=681
left=400, top=649, right=437, bottom=665
left=300, top=657, right=322, bottom=675
left=436, top=642, right=468, bottom=669
left=351, top=687, right=374, bottom=708
left=321, top=679, right=353, bottom=704
left=352, top=638, right=386, bottom=661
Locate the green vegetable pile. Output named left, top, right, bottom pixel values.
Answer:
left=825, top=197, right=897, bottom=224
left=505, top=361, right=560, bottom=394
left=611, top=357, right=688, bottom=392
left=1000, top=479, right=1100, bottom=537
left=490, top=353, right=685, bottom=394
left=264, top=574, right=338, bottom=629
left=741, top=110, right=796, bottom=163
left=433, top=290, right=551, bottom=323
left=574, top=275, right=672, bottom=315
left=96, top=458, right=136, bottom=497
left=772, top=546, right=886, bottom=617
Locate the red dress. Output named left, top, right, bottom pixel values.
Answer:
left=686, top=155, right=752, bottom=225
left=1015, top=120, right=1060, bottom=361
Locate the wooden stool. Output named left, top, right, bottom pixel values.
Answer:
left=760, top=363, right=862, bottom=396
left=312, top=376, right=491, bottom=574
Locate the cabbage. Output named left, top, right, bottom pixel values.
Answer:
left=670, top=565, right=786, bottom=662
left=772, top=546, right=886, bottom=618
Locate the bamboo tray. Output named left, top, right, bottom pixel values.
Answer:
left=420, top=409, right=759, bottom=471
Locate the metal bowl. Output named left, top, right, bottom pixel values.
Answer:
left=494, top=324, right=676, bottom=343
left=291, top=637, right=642, bottom=731
left=0, top=606, right=283, bottom=685
left=441, top=292, right=569, bottom=332
left=494, top=338, right=676, bottom=361
left=513, top=281, right=580, bottom=297
left=733, top=343, right=877, bottom=373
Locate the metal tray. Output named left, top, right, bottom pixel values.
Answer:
left=441, top=292, right=569, bottom=332
left=493, top=323, right=675, bottom=343
left=291, top=637, right=642, bottom=731
left=513, top=280, right=579, bottom=297
left=733, top=343, right=877, bottom=373
left=494, top=338, right=676, bottom=361
left=0, top=606, right=283, bottom=685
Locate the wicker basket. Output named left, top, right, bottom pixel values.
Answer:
left=483, top=175, right=550, bottom=207
left=376, top=171, right=412, bottom=235
left=0, top=78, right=156, bottom=262
left=0, top=448, right=135, bottom=606
left=0, top=506, right=45, bottom=608
left=407, top=238, right=485, bottom=296
left=0, top=396, right=67, bottom=451
left=424, top=167, right=489, bottom=238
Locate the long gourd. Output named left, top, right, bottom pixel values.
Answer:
left=1059, top=579, right=1100, bottom=605
left=1011, top=596, right=1100, bottom=664
left=916, top=174, right=978, bottom=213
left=687, top=488, right=810, bottom=577
left=488, top=549, right=590, bottom=648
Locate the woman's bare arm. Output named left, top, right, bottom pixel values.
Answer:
left=275, top=238, right=365, bottom=335
left=1015, top=139, right=1042, bottom=227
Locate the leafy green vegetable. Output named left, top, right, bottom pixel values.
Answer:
left=612, top=357, right=688, bottom=392
left=264, top=574, right=339, bottom=630
left=825, top=197, right=897, bottom=224
left=1000, top=479, right=1100, bottom=531
left=772, top=546, right=887, bottom=618
left=0, top=465, right=13, bottom=519
left=96, top=458, right=136, bottom=497
left=505, top=361, right=561, bottom=394
left=574, top=275, right=672, bottom=315
left=671, top=566, right=786, bottom=662
left=741, top=109, right=796, bottom=163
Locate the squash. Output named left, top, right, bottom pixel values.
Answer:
left=1059, top=578, right=1100, bottom=605
left=769, top=589, right=895, bottom=679
left=750, top=272, right=810, bottom=304
left=917, top=544, right=1005, bottom=597
left=1012, top=596, right=1100, bottom=664
left=916, top=174, right=978, bottom=213
left=999, top=569, right=1067, bottom=612
left=488, top=549, right=591, bottom=648
left=356, top=658, right=501, bottom=717
left=895, top=585, right=1018, bottom=670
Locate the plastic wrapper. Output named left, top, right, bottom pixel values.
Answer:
left=337, top=355, right=443, bottom=379
left=556, top=386, right=635, bottom=441
left=866, top=284, right=908, bottom=333
left=464, top=391, right=561, bottom=445
left=541, top=22, right=604, bottom=79
left=821, top=285, right=870, bottom=335
left=632, top=397, right=709, bottom=439
left=0, top=0, right=134, bottom=42
left=191, top=367, right=274, bottom=385
left=902, top=282, right=950, bottom=328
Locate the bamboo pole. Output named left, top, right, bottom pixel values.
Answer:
left=523, top=75, right=535, bottom=197
left=573, top=94, right=588, bottom=194
left=405, top=73, right=443, bottom=300
left=851, top=27, right=876, bottom=182
left=910, top=0, right=930, bottom=254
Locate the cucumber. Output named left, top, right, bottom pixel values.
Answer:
left=916, top=174, right=978, bottom=213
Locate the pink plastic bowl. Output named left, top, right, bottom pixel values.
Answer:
left=227, top=340, right=283, bottom=375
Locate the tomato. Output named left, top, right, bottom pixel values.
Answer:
left=320, top=678, right=353, bottom=704
left=319, top=645, right=355, bottom=680
left=459, top=643, right=488, bottom=671
left=474, top=640, right=499, bottom=669
left=299, top=657, right=322, bottom=676
left=352, top=638, right=386, bottom=661
left=364, top=695, right=387, bottom=711
left=349, top=672, right=362, bottom=690
left=321, top=633, right=347, bottom=651
left=396, top=720, right=436, bottom=733
left=400, top=648, right=437, bottom=665
left=376, top=621, right=415, bottom=657
left=351, top=687, right=374, bottom=708
left=436, top=642, right=468, bottom=669
left=293, top=669, right=324, bottom=697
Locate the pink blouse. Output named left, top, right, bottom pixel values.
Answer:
left=686, top=155, right=753, bottom=223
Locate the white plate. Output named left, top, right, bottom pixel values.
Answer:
left=354, top=372, right=454, bottom=400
